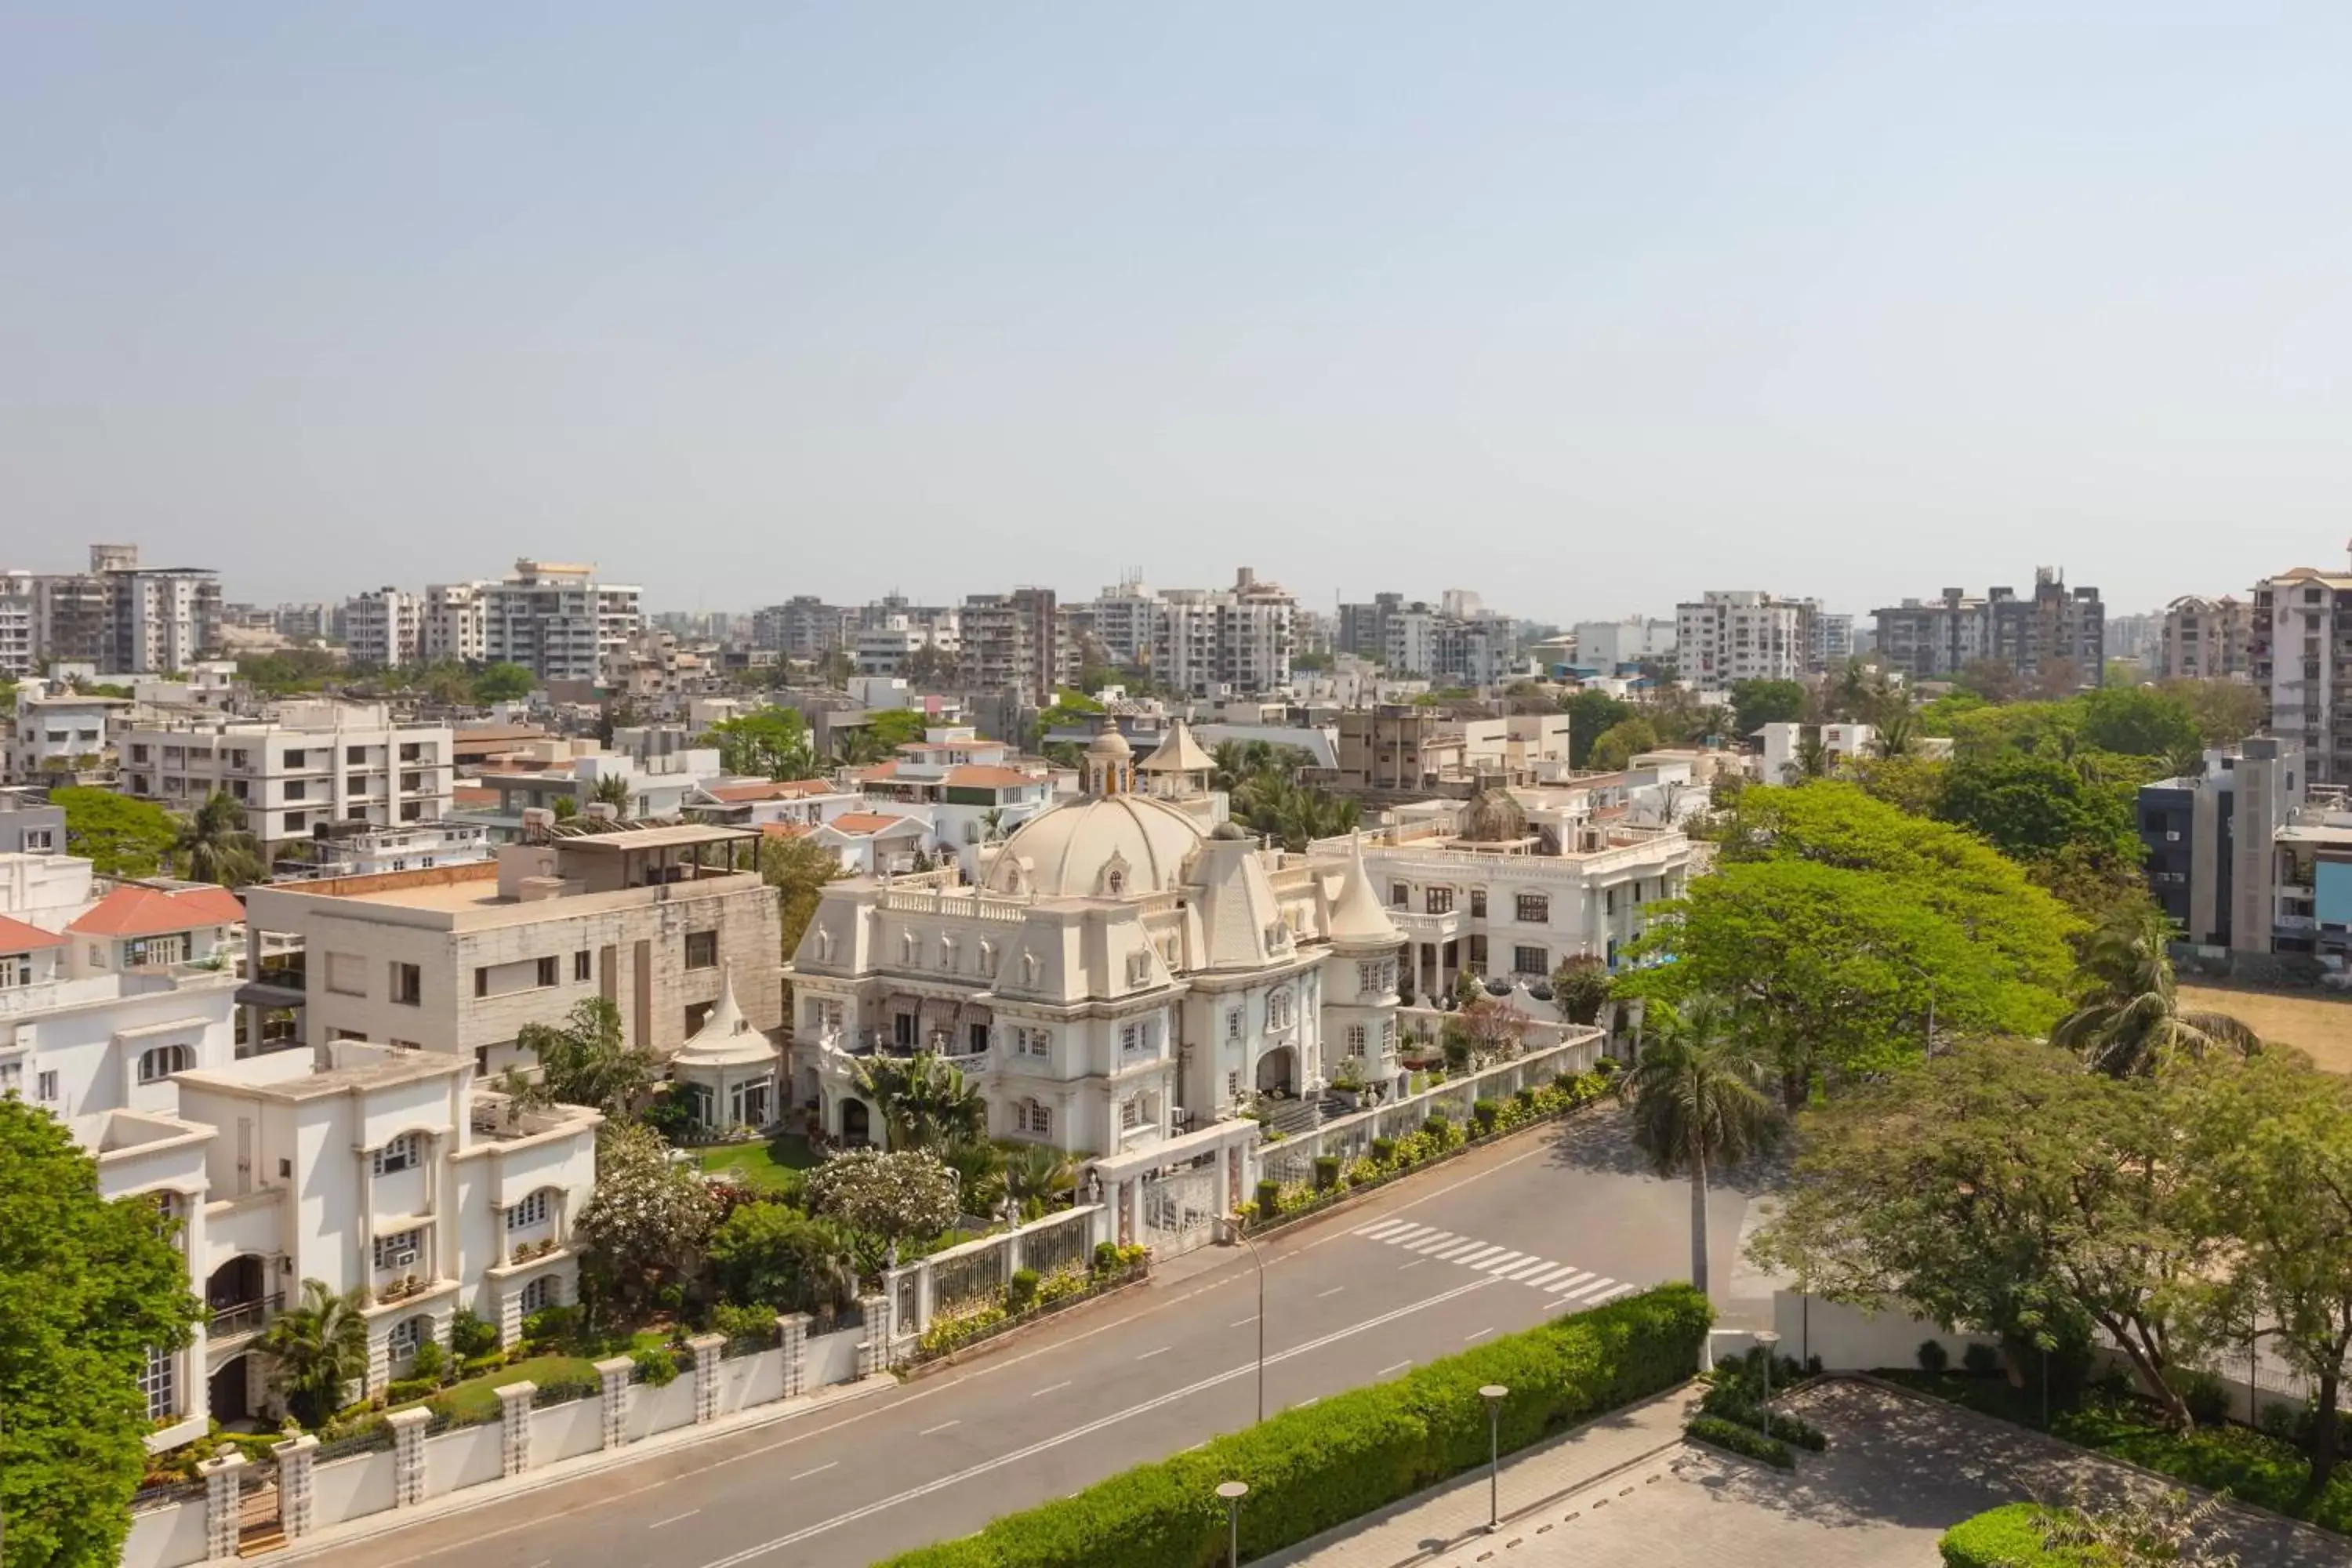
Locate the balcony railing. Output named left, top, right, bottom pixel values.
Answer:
left=208, top=1294, right=281, bottom=1339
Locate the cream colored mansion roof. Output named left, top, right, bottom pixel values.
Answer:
left=983, top=792, right=1206, bottom=899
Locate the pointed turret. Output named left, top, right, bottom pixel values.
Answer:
left=1327, top=831, right=1400, bottom=950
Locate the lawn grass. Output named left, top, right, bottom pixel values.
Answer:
left=1884, top=1370, right=2352, bottom=1534
left=695, top=1133, right=818, bottom=1190
left=403, top=1329, right=673, bottom=1421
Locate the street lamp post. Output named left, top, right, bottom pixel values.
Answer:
left=1479, top=1385, right=1508, bottom=1532
left=1234, top=1218, right=1266, bottom=1423
left=1755, top=1330, right=1780, bottom=1432
left=1217, top=1480, right=1249, bottom=1568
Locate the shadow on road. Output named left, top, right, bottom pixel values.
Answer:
left=1538, top=1103, right=1790, bottom=1197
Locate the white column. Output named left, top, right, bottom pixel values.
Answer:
left=776, top=1312, right=811, bottom=1400
left=198, top=1450, right=247, bottom=1563
left=688, top=1333, right=727, bottom=1424
left=856, top=1295, right=890, bottom=1377
left=273, top=1432, right=318, bottom=1541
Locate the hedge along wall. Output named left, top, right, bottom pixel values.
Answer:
left=1939, top=1503, right=2111, bottom=1567
left=877, top=1283, right=1711, bottom=1568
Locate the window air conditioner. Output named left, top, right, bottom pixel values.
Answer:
left=385, top=1247, right=418, bottom=1269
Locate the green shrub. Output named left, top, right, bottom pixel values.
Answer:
left=533, top=1371, right=603, bottom=1404
left=2161, top=1366, right=2231, bottom=1429
left=1960, top=1342, right=2001, bottom=1379
left=1094, top=1241, right=1123, bottom=1273
left=1370, top=1136, right=1398, bottom=1166
left=1254, top=1179, right=1281, bottom=1218
left=875, top=1286, right=1710, bottom=1568
left=1007, top=1269, right=1041, bottom=1312
left=631, top=1347, right=681, bottom=1387
left=385, top=1376, right=436, bottom=1404
left=461, top=1353, right=503, bottom=1378
left=711, top=1301, right=778, bottom=1341
left=1697, top=1386, right=1825, bottom=1451
left=1313, top=1155, right=1342, bottom=1191
left=920, top=1305, right=1009, bottom=1358
left=1916, top=1340, right=1951, bottom=1375
left=449, top=1308, right=500, bottom=1359
left=1471, top=1098, right=1501, bottom=1135
left=1684, top=1415, right=1794, bottom=1469
left=1937, top=1503, right=2107, bottom=1566
left=2259, top=1399, right=2316, bottom=1447
left=1344, top=1158, right=1381, bottom=1189
left=522, top=1304, right=581, bottom=1348
left=408, top=1340, right=448, bottom=1382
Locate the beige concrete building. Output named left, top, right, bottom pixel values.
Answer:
left=241, top=819, right=780, bottom=1076
left=2160, top=594, right=2254, bottom=681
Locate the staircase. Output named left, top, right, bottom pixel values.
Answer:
left=1263, top=1096, right=1326, bottom=1138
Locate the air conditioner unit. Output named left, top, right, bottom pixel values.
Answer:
left=383, top=1247, right=417, bottom=1269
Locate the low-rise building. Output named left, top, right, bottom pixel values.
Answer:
left=118, top=702, right=455, bottom=852
left=5, top=678, right=129, bottom=783
left=2138, top=736, right=2352, bottom=971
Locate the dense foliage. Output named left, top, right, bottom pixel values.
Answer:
left=53, top=786, right=179, bottom=878
left=518, top=996, right=655, bottom=1119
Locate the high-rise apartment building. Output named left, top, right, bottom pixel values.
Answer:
left=959, top=587, right=1063, bottom=705
left=480, top=560, right=641, bottom=684
left=1088, top=577, right=1161, bottom=666
left=344, top=586, right=423, bottom=669
left=2252, top=565, right=2352, bottom=785
left=1809, top=611, right=1855, bottom=669
left=1151, top=568, right=1298, bottom=699
left=0, top=572, right=33, bottom=678
left=11, top=545, right=222, bottom=672
left=1674, top=591, right=1815, bottom=684
left=1872, top=569, right=2104, bottom=687
left=751, top=597, right=852, bottom=662
left=2160, top=595, right=2253, bottom=682
left=421, top=583, right=487, bottom=664
left=1569, top=618, right=1676, bottom=669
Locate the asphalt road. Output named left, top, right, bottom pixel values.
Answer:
left=325, top=1107, right=1773, bottom=1568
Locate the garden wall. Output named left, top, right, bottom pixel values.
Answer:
left=121, top=1493, right=207, bottom=1568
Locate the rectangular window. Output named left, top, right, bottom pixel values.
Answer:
left=37, top=1069, right=58, bottom=1102
left=1513, top=945, right=1549, bottom=976
left=685, top=931, right=719, bottom=969
left=574, top=949, right=592, bottom=982
left=1226, top=1008, right=1242, bottom=1043
left=894, top=1012, right=916, bottom=1047
left=1345, top=1024, right=1367, bottom=1052
left=474, top=967, right=488, bottom=998
left=1605, top=888, right=1617, bottom=916
left=1120, top=1096, right=1145, bottom=1130
left=0, top=956, right=25, bottom=989
left=125, top=933, right=191, bottom=969
left=535, top=956, right=559, bottom=988
left=372, top=1134, right=421, bottom=1177
left=325, top=952, right=367, bottom=996
left=1470, top=890, right=1487, bottom=918
left=1425, top=887, right=1454, bottom=915
left=283, top=750, right=305, bottom=769
left=506, top=1191, right=550, bottom=1230
left=376, top=1230, right=423, bottom=1273
left=390, top=962, right=421, bottom=1006
left=1227, top=1069, right=1242, bottom=1101
left=285, top=811, right=307, bottom=832
left=347, top=745, right=367, bottom=765
left=1389, top=883, right=1409, bottom=908
left=400, top=801, right=422, bottom=822
left=1515, top=893, right=1549, bottom=924
left=400, top=742, right=421, bottom=763
left=140, top=1346, right=176, bottom=1421
left=348, top=774, right=368, bottom=797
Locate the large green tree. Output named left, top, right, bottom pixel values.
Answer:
left=175, top=789, right=264, bottom=887
left=851, top=1051, right=988, bottom=1153
left=472, top=662, right=536, bottom=702
left=0, top=1100, right=203, bottom=1567
left=1935, top=752, right=2138, bottom=866
left=1728, top=678, right=1806, bottom=736
left=706, top=1203, right=858, bottom=1316
left=1584, top=717, right=1658, bottom=772
left=53, top=786, right=178, bottom=878
left=706, top=706, right=820, bottom=781
left=518, top=996, right=655, bottom=1118
left=2159, top=678, right=2267, bottom=748
left=1560, top=689, right=1634, bottom=768
left=2078, top=686, right=2201, bottom=760
left=1748, top=1038, right=2212, bottom=1428
left=577, top=1123, right=720, bottom=1319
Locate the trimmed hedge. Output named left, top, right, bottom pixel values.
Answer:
left=1939, top=1503, right=2111, bottom=1566
left=877, top=1284, right=1711, bottom=1567
left=1683, top=1415, right=1794, bottom=1469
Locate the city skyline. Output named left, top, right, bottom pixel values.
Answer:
left=9, top=5, right=2352, bottom=612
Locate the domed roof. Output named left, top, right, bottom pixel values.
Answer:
left=983, top=793, right=1207, bottom=898
left=1458, top=787, right=1529, bottom=844
left=1087, top=723, right=1133, bottom=758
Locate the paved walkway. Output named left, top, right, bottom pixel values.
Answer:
left=1270, top=1379, right=2352, bottom=1568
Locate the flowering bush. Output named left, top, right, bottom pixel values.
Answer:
left=807, top=1148, right=961, bottom=1250
left=575, top=1123, right=720, bottom=1317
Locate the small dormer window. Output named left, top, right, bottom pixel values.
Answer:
left=1107, top=870, right=1124, bottom=895
left=815, top=927, right=836, bottom=964
left=978, top=940, right=998, bottom=977
left=1020, top=952, right=1040, bottom=986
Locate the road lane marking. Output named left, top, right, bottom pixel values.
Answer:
left=1555, top=1276, right=1618, bottom=1301
left=1464, top=1327, right=1494, bottom=1343
left=1545, top=1272, right=1598, bottom=1294
left=1316, top=1286, right=1346, bottom=1298
left=1377, top=1360, right=1412, bottom=1377
left=1499, top=1258, right=1559, bottom=1281
left=649, top=1511, right=701, bottom=1530
left=1406, top=1232, right=1459, bottom=1253
left=920, top=1420, right=960, bottom=1436
left=1294, top=1396, right=1320, bottom=1409
left=1516, top=1264, right=1574, bottom=1288
left=787, top=1462, right=837, bottom=1481
left=1229, top=1315, right=1258, bottom=1327
left=1434, top=1241, right=1490, bottom=1262
left=1380, top=1225, right=1433, bottom=1245
left=1136, top=1347, right=1169, bottom=1361
left=1476, top=1251, right=1531, bottom=1273
left=1356, top=1218, right=1413, bottom=1239
left=688, top=1276, right=1501, bottom=1568
left=1587, top=1282, right=1642, bottom=1304
left=1398, top=1258, right=1428, bottom=1271
left=1031, top=1381, right=1073, bottom=1398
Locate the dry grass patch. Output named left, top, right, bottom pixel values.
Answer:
left=2179, top=983, right=2352, bottom=1072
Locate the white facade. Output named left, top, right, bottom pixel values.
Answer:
left=1758, top=721, right=1876, bottom=785
left=119, top=702, right=455, bottom=849
left=0, top=571, right=34, bottom=677
left=5, top=680, right=128, bottom=781
left=481, top=561, right=643, bottom=684
left=1150, top=569, right=1298, bottom=699
left=1570, top=618, right=1676, bottom=668
left=344, top=587, right=423, bottom=670
left=1674, top=591, right=1815, bottom=684
left=421, top=583, right=488, bottom=665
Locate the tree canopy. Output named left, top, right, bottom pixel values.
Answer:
left=1728, top=678, right=1806, bottom=736
left=577, top=1123, right=720, bottom=1321
left=706, top=706, right=820, bottom=781
left=2078, top=686, right=2202, bottom=760
left=1559, top=690, right=1634, bottom=768
left=1935, top=752, right=2139, bottom=866
left=0, top=1099, right=203, bottom=1568
left=518, top=996, right=655, bottom=1119
left=1584, top=717, right=1658, bottom=772
left=53, top=786, right=179, bottom=878
left=472, top=662, right=536, bottom=702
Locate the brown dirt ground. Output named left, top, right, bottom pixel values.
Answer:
left=2179, top=982, right=2352, bottom=1073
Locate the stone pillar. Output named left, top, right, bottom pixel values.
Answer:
left=497, top=1381, right=535, bottom=1477
left=273, top=1433, right=318, bottom=1542
left=857, top=1294, right=890, bottom=1377
left=198, top=1449, right=247, bottom=1563
left=594, top=1355, right=634, bottom=1449
left=912, top=1262, right=934, bottom=1337
left=688, top=1333, right=728, bottom=1424
left=776, top=1312, right=811, bottom=1400
left=387, top=1406, right=433, bottom=1507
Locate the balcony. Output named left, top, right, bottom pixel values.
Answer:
left=207, top=1293, right=281, bottom=1341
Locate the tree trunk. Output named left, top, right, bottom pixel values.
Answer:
left=2313, top=1369, right=2342, bottom=1497
left=1690, top=1148, right=1712, bottom=1371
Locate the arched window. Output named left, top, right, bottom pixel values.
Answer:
left=137, top=1044, right=194, bottom=1083
left=519, top=1274, right=558, bottom=1314
left=1107, top=869, right=1124, bottom=895
left=387, top=1314, right=430, bottom=1363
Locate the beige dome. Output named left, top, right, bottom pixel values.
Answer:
left=984, top=793, right=1206, bottom=898
left=1087, top=724, right=1133, bottom=758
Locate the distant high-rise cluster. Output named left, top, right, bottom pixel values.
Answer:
left=0, top=544, right=221, bottom=677
left=1871, top=568, right=2106, bottom=685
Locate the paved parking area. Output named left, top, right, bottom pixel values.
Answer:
left=1279, top=1379, right=2352, bottom=1568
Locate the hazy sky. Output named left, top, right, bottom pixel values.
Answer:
left=7, top=4, right=2350, bottom=622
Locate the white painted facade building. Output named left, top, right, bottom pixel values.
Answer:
left=118, top=702, right=455, bottom=851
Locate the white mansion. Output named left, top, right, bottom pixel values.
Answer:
left=786, top=722, right=1408, bottom=1157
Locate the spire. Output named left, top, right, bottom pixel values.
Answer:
left=1327, top=830, right=1400, bottom=948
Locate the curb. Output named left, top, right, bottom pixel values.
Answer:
left=260, top=1373, right=898, bottom=1565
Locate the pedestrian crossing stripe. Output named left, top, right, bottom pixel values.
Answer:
left=1349, top=1218, right=1635, bottom=1301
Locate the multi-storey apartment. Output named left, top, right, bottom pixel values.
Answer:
left=1873, top=569, right=2104, bottom=686
left=419, top=583, right=487, bottom=664
left=118, top=702, right=455, bottom=853
left=2161, top=594, right=2255, bottom=682
left=1809, top=612, right=1855, bottom=669
left=0, top=571, right=34, bottom=677
left=1152, top=568, right=1298, bottom=699
left=751, top=596, right=853, bottom=661
left=1087, top=576, right=1161, bottom=665
left=13, top=544, right=222, bottom=672
left=479, top=560, right=642, bottom=684
left=239, top=818, right=782, bottom=1077
left=345, top=586, right=423, bottom=669
left=2251, top=565, right=2352, bottom=785
left=2136, top=736, right=2352, bottom=969
left=959, top=588, right=1064, bottom=704
left=5, top=678, right=129, bottom=783
left=1674, top=591, right=1815, bottom=684
left=1570, top=618, right=1676, bottom=669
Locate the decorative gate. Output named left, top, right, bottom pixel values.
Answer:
left=1139, top=1155, right=1222, bottom=1257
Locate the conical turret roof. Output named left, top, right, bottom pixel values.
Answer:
left=673, top=964, right=776, bottom=1068
left=1138, top=719, right=1215, bottom=775
left=1327, top=832, right=1400, bottom=948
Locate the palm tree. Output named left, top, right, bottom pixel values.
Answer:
left=176, top=790, right=264, bottom=886
left=1618, top=1001, right=1782, bottom=1360
left=2161, top=740, right=2207, bottom=782
left=854, top=1051, right=987, bottom=1152
left=590, top=773, right=634, bottom=813
left=1781, top=731, right=1831, bottom=784
left=2053, top=906, right=2259, bottom=1076
left=1869, top=706, right=1921, bottom=760
left=262, top=1279, right=372, bottom=1427
left=833, top=728, right=888, bottom=768
left=978, top=807, right=1007, bottom=844
left=1001, top=1142, right=1079, bottom=1218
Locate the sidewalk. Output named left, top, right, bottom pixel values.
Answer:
left=1263, top=1386, right=1702, bottom=1568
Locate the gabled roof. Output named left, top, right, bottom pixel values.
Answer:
left=0, top=914, right=66, bottom=954
left=1138, top=720, right=1215, bottom=775
left=943, top=764, right=1040, bottom=789
left=69, top=884, right=245, bottom=939
left=825, top=812, right=927, bottom=838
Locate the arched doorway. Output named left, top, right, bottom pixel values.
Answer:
left=205, top=1254, right=270, bottom=1337
left=840, top=1098, right=870, bottom=1145
left=209, top=1354, right=252, bottom=1426
left=1254, top=1046, right=1298, bottom=1098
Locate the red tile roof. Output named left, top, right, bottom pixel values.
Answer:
left=0, top=915, right=65, bottom=953
left=758, top=822, right=818, bottom=840
left=852, top=762, right=900, bottom=782
left=827, top=812, right=924, bottom=837
left=68, top=885, right=245, bottom=939
left=451, top=786, right=501, bottom=807
left=706, top=779, right=840, bottom=804
left=944, top=764, right=1040, bottom=789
